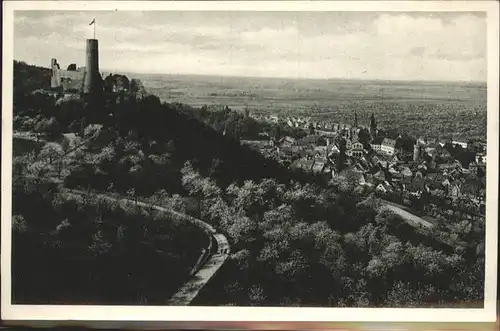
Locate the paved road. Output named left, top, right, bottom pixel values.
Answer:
left=361, top=197, right=435, bottom=229
left=66, top=189, right=230, bottom=306
left=379, top=201, right=434, bottom=229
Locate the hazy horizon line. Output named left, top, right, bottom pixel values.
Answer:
left=15, top=58, right=487, bottom=86
left=123, top=70, right=487, bottom=86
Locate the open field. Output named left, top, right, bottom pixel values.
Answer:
left=131, top=73, right=487, bottom=140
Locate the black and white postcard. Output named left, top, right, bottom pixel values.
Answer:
left=1, top=0, right=498, bottom=325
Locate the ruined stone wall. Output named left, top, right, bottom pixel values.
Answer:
left=51, top=58, right=85, bottom=92
left=59, top=69, right=85, bottom=91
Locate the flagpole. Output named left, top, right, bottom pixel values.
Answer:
left=93, top=20, right=96, bottom=39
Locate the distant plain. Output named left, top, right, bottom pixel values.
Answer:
left=130, top=73, right=487, bottom=140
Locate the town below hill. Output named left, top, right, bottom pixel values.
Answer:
left=242, top=112, right=486, bottom=214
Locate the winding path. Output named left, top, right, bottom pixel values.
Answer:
left=64, top=189, right=231, bottom=305
left=15, top=130, right=231, bottom=305
left=378, top=199, right=434, bottom=229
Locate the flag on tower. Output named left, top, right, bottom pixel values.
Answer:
left=89, top=18, right=95, bottom=25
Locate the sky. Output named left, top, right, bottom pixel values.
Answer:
left=14, top=11, right=487, bottom=81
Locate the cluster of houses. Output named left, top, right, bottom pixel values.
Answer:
left=342, top=151, right=485, bottom=204
left=251, top=113, right=363, bottom=134
left=243, top=112, right=487, bottom=205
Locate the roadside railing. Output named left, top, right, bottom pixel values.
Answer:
left=64, top=188, right=230, bottom=306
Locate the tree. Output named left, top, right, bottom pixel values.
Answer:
left=104, top=74, right=130, bottom=92
left=126, top=188, right=137, bottom=205
left=39, top=144, right=63, bottom=172
left=248, top=285, right=267, bottom=306
left=230, top=249, right=252, bottom=273
left=227, top=215, right=259, bottom=247
left=181, top=162, right=223, bottom=218
left=164, top=194, right=187, bottom=213
left=308, top=122, right=315, bottom=135
left=12, top=214, right=28, bottom=234
left=395, top=134, right=415, bottom=153
left=261, top=204, right=294, bottom=232
left=335, top=139, right=347, bottom=171
left=130, top=78, right=146, bottom=99
left=375, top=208, right=402, bottom=228
left=209, top=158, right=224, bottom=178
left=386, top=281, right=423, bottom=307
left=358, top=128, right=371, bottom=148
left=83, top=124, right=103, bottom=139
left=34, top=117, right=61, bottom=138
left=226, top=180, right=269, bottom=217
left=273, top=124, right=282, bottom=140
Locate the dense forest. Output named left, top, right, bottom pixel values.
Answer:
left=12, top=61, right=485, bottom=307
left=14, top=60, right=52, bottom=96
left=183, top=169, right=484, bottom=307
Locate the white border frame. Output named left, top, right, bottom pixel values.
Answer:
left=2, top=0, right=498, bottom=323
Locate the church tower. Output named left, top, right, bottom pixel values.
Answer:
left=370, top=113, right=377, bottom=136
left=413, top=143, right=421, bottom=162
left=354, top=110, right=358, bottom=128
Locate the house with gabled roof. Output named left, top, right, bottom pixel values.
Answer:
left=475, top=152, right=486, bottom=165
left=347, top=139, right=364, bottom=158
left=442, top=177, right=451, bottom=188
left=434, top=144, right=452, bottom=160
left=425, top=145, right=437, bottom=157
left=371, top=137, right=384, bottom=152
left=297, top=134, right=323, bottom=146
left=452, top=140, right=468, bottom=149
left=339, top=169, right=366, bottom=186
left=381, top=138, right=396, bottom=155
left=376, top=183, right=388, bottom=193
left=373, top=170, right=387, bottom=182
left=312, top=160, right=327, bottom=174
left=401, top=166, right=413, bottom=178
left=378, top=160, right=388, bottom=169
left=280, top=136, right=296, bottom=147
left=417, top=163, right=428, bottom=171
left=389, top=166, right=400, bottom=176
left=449, top=180, right=462, bottom=199
left=468, top=161, right=479, bottom=175
left=376, top=181, right=394, bottom=193
left=391, top=153, right=405, bottom=163
left=390, top=172, right=403, bottom=183
left=329, top=144, right=340, bottom=154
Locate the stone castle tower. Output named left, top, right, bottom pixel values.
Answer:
left=83, top=39, right=102, bottom=96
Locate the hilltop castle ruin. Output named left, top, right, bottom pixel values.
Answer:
left=49, top=38, right=141, bottom=103
left=51, top=39, right=103, bottom=96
